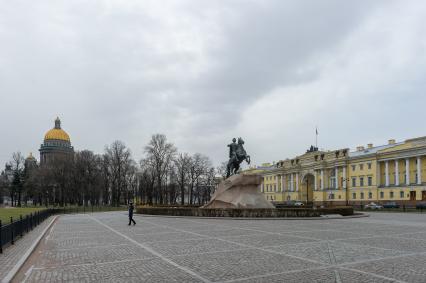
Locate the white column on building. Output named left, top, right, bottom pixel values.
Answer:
left=275, top=176, right=278, bottom=192
left=343, top=166, right=347, bottom=189
left=287, top=174, right=291, bottom=191
left=406, top=158, right=410, bottom=185
left=261, top=183, right=264, bottom=192
left=385, top=161, right=390, bottom=187
left=417, top=157, right=422, bottom=185
left=281, top=175, right=284, bottom=192
left=314, top=170, right=318, bottom=191
left=335, top=167, right=339, bottom=189
left=290, top=173, right=294, bottom=191
left=377, top=161, right=381, bottom=186
left=395, top=159, right=399, bottom=186
left=320, top=169, right=324, bottom=190
left=296, top=173, right=299, bottom=191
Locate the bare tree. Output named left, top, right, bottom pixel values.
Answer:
left=188, top=153, right=213, bottom=205
left=143, top=134, right=177, bottom=204
left=138, top=159, right=156, bottom=204
left=216, top=161, right=228, bottom=180
left=174, top=153, right=191, bottom=205
left=104, top=141, right=133, bottom=206
left=10, top=152, right=24, bottom=206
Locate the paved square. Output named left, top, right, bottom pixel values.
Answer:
left=14, top=212, right=426, bottom=282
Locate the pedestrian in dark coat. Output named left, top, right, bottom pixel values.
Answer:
left=128, top=202, right=136, bottom=226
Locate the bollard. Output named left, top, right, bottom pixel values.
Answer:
left=0, top=220, right=3, bottom=253
left=20, top=215, right=23, bottom=237
left=10, top=217, right=14, bottom=245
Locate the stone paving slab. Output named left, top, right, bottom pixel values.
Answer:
left=26, top=258, right=203, bottom=283
left=10, top=212, right=426, bottom=282
left=233, top=267, right=397, bottom=283
left=171, top=248, right=323, bottom=282
left=344, top=253, right=426, bottom=283
left=39, top=244, right=154, bottom=267
left=145, top=238, right=241, bottom=256
left=224, top=233, right=315, bottom=247
left=0, top=216, right=54, bottom=281
left=338, top=236, right=426, bottom=253
left=263, top=241, right=406, bottom=265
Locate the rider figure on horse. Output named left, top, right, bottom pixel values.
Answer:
left=228, top=138, right=238, bottom=163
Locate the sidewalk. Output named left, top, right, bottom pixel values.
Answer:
left=0, top=216, right=54, bottom=281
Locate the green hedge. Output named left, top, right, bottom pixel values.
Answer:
left=136, top=206, right=353, bottom=218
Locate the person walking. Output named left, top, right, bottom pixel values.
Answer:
left=128, top=202, right=136, bottom=226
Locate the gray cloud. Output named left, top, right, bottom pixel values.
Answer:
left=0, top=0, right=425, bottom=168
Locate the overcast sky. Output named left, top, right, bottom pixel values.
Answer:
left=1, top=0, right=426, bottom=169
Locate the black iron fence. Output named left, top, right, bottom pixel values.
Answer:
left=0, top=209, right=56, bottom=254
left=0, top=206, right=126, bottom=253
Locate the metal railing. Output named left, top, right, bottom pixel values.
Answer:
left=0, top=206, right=127, bottom=253
left=0, top=209, right=56, bottom=253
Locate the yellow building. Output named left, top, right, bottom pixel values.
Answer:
left=259, top=137, right=426, bottom=206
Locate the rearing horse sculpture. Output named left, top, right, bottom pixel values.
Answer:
left=226, top=137, right=250, bottom=178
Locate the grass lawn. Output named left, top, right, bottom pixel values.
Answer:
left=0, top=207, right=46, bottom=224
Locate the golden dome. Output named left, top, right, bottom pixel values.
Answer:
left=26, top=152, right=36, bottom=160
left=44, top=117, right=71, bottom=142
left=44, top=128, right=70, bottom=142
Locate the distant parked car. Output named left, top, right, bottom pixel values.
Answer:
left=294, top=202, right=305, bottom=206
left=416, top=202, right=426, bottom=209
left=383, top=202, right=400, bottom=209
left=365, top=202, right=383, bottom=210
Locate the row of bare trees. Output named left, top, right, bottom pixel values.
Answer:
left=1, top=134, right=219, bottom=207
left=139, top=134, right=217, bottom=205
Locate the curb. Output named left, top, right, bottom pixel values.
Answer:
left=1, top=215, right=58, bottom=283
left=135, top=213, right=369, bottom=220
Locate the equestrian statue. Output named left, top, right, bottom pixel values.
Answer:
left=226, top=137, right=251, bottom=178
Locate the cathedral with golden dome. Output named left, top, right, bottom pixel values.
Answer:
left=39, top=117, right=74, bottom=165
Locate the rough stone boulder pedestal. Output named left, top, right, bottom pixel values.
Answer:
left=202, top=174, right=274, bottom=209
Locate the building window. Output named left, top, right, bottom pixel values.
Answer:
left=330, top=177, right=336, bottom=189
left=360, top=164, right=364, bottom=170
left=352, top=165, right=356, bottom=171
left=329, top=194, right=335, bottom=199
left=368, top=163, right=372, bottom=170
left=352, top=193, right=356, bottom=199
left=352, top=178, right=356, bottom=187
left=368, top=177, right=372, bottom=186
left=390, top=191, right=394, bottom=198
left=368, top=192, right=372, bottom=199
left=360, top=177, right=364, bottom=186
left=361, top=192, right=364, bottom=199
left=400, top=191, right=404, bottom=198
left=380, top=192, right=384, bottom=198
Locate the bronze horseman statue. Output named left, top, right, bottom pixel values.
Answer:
left=226, top=137, right=251, bottom=178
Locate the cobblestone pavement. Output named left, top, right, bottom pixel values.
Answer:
left=0, top=216, right=54, bottom=280
left=16, top=212, right=426, bottom=282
